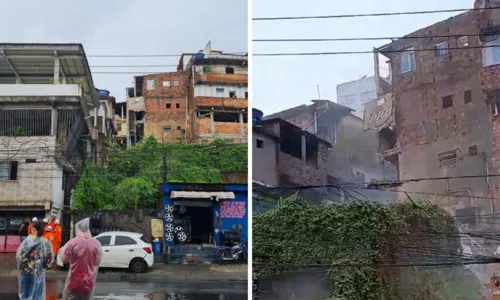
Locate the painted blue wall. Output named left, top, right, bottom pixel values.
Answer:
left=161, top=183, right=248, bottom=251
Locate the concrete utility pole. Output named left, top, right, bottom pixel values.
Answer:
left=491, top=275, right=500, bottom=299
left=126, top=95, right=131, bottom=149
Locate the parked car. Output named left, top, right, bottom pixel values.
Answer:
left=57, top=231, right=154, bottom=273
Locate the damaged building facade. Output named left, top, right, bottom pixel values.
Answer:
left=0, top=44, right=109, bottom=250
left=252, top=108, right=334, bottom=211
left=258, top=100, right=396, bottom=204
left=370, top=0, right=500, bottom=224
left=125, top=42, right=248, bottom=145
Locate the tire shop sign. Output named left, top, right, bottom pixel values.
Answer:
left=220, top=201, right=246, bottom=219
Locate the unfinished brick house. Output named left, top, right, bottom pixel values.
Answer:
left=252, top=110, right=332, bottom=208
left=125, top=42, right=248, bottom=145
left=372, top=0, right=500, bottom=224
left=262, top=100, right=397, bottom=204
left=179, top=41, right=248, bottom=144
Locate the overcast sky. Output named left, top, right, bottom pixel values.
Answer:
left=253, top=0, right=472, bottom=115
left=0, top=0, right=248, bottom=101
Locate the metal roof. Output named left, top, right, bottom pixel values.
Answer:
left=0, top=43, right=97, bottom=104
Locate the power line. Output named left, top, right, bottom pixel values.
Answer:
left=254, top=45, right=500, bottom=56
left=253, top=174, right=500, bottom=191
left=252, top=6, right=500, bottom=21
left=253, top=33, right=492, bottom=43
left=85, top=52, right=247, bottom=58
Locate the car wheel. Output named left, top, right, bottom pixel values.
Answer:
left=176, top=231, right=187, bottom=244
left=130, top=258, right=148, bottom=273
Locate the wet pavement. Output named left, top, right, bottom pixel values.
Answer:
left=0, top=277, right=247, bottom=299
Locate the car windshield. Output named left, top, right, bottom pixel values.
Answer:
left=139, top=235, right=150, bottom=244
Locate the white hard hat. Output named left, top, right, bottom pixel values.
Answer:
left=42, top=218, right=48, bottom=223
left=32, top=217, right=38, bottom=222
left=55, top=219, right=60, bottom=225
left=46, top=226, right=52, bottom=231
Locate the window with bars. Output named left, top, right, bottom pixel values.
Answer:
left=0, top=109, right=52, bottom=136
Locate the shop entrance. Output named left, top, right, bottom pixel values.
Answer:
left=174, top=202, right=214, bottom=245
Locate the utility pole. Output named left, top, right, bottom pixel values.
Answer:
left=162, top=152, right=167, bottom=183
left=492, top=275, right=500, bottom=299
left=317, top=84, right=321, bottom=100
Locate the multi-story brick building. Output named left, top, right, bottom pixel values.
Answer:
left=371, top=0, right=500, bottom=224
left=126, top=42, right=248, bottom=145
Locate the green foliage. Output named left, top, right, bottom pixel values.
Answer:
left=72, top=137, right=247, bottom=210
left=253, top=195, right=464, bottom=300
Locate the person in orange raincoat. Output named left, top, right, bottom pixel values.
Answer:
left=44, top=226, right=57, bottom=255
left=53, top=219, right=62, bottom=255
left=27, top=217, right=37, bottom=235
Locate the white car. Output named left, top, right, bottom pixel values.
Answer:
left=57, top=231, right=154, bottom=273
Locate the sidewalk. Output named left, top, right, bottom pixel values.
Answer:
left=0, top=253, right=247, bottom=283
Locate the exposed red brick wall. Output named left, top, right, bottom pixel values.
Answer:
left=384, top=11, right=485, bottom=149
left=143, top=72, right=189, bottom=98
left=194, top=72, right=247, bottom=84
left=143, top=97, right=187, bottom=143
left=195, top=96, right=248, bottom=109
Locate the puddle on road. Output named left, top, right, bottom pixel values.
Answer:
left=0, top=277, right=247, bottom=299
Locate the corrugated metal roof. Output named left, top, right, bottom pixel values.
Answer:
left=0, top=44, right=97, bottom=104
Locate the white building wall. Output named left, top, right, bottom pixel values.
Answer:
left=336, top=77, right=377, bottom=118
left=194, top=84, right=248, bottom=98
left=0, top=84, right=82, bottom=97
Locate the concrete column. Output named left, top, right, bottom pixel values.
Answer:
left=210, top=111, right=215, bottom=136
left=373, top=49, right=381, bottom=97
left=239, top=112, right=244, bottom=136
left=301, top=134, right=307, bottom=163
left=51, top=108, right=58, bottom=136
left=126, top=108, right=131, bottom=149
left=54, top=57, right=60, bottom=84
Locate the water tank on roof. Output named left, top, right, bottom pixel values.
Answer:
left=98, top=90, right=110, bottom=97
left=193, top=53, right=205, bottom=60
left=253, top=108, right=263, bottom=127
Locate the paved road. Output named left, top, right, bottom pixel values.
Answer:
left=0, top=277, right=247, bottom=299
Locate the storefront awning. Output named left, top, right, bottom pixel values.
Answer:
left=170, top=191, right=235, bottom=200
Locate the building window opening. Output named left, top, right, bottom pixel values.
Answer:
left=163, top=81, right=170, bottom=87
left=225, top=67, right=234, bottom=74
left=469, top=145, right=478, bottom=156
left=177, top=126, right=182, bottom=130
left=163, top=126, right=171, bottom=133
left=174, top=81, right=179, bottom=87
left=176, top=103, right=180, bottom=109
left=400, top=48, right=416, bottom=74
left=242, top=112, right=248, bottom=123
left=379, top=127, right=397, bottom=152
left=482, top=35, right=500, bottom=67
left=442, top=95, right=453, bottom=108
left=0, top=109, right=52, bottom=136
left=173, top=204, right=214, bottom=244
left=256, top=139, right=264, bottom=148
left=146, top=79, right=155, bottom=90
left=492, top=89, right=500, bottom=116
left=135, top=76, right=144, bottom=96
left=213, top=112, right=239, bottom=123
left=229, top=91, right=237, bottom=98
left=136, top=111, right=144, bottom=121
left=245, top=92, right=248, bottom=99
left=166, top=103, right=171, bottom=109
left=439, top=151, right=458, bottom=168
left=464, top=90, right=472, bottom=103
left=0, top=161, right=18, bottom=181
left=434, top=42, right=449, bottom=57
left=216, top=88, right=225, bottom=96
